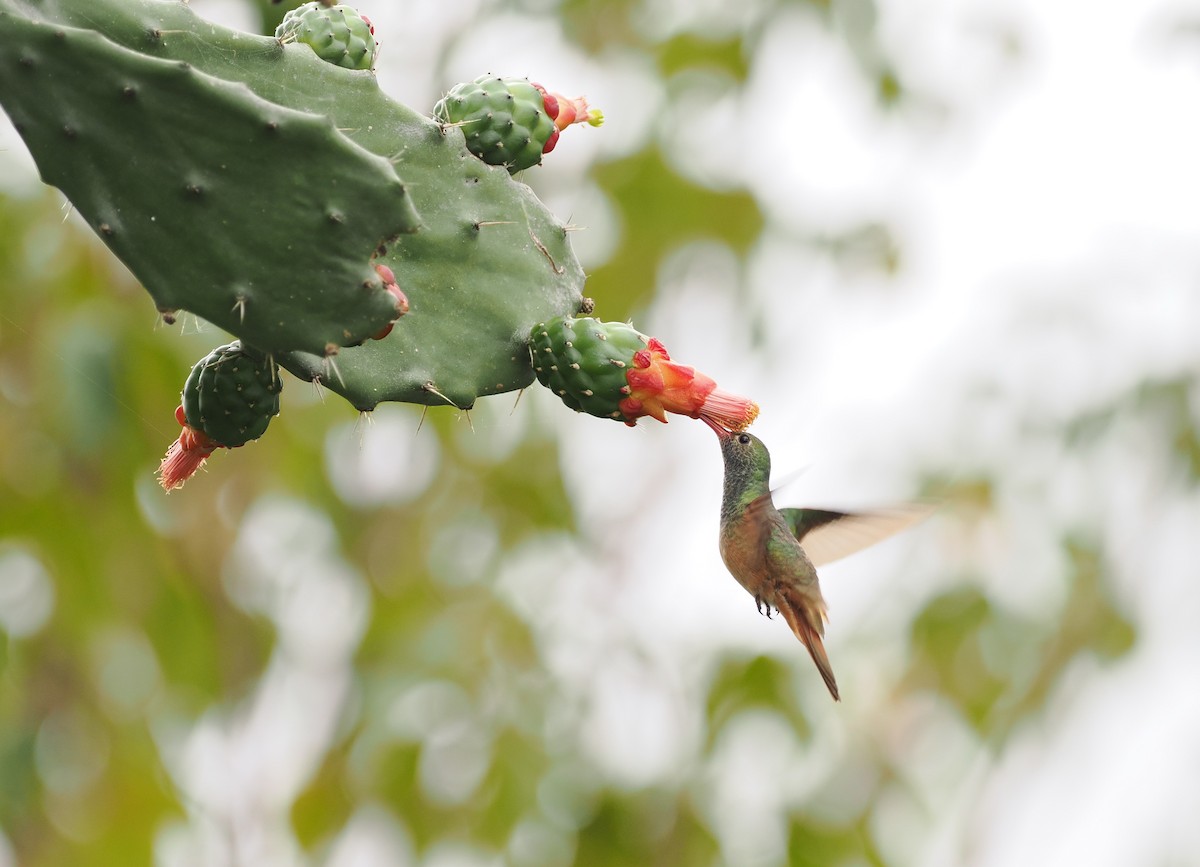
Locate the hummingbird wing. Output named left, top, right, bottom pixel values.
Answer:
left=779, top=503, right=935, bottom=567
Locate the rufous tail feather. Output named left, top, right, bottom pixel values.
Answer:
left=778, top=586, right=840, bottom=701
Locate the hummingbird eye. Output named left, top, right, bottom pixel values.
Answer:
left=738, top=434, right=751, bottom=445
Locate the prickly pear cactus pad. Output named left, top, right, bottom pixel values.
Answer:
left=276, top=2, right=377, bottom=71
left=531, top=316, right=759, bottom=430
left=0, top=0, right=586, bottom=411
left=159, top=342, right=282, bottom=490
left=434, top=75, right=604, bottom=173
left=0, top=14, right=413, bottom=357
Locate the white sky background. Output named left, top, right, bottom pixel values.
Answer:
left=3, top=0, right=1200, bottom=865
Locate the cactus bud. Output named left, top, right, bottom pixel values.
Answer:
left=276, top=2, right=377, bottom=71
left=434, top=76, right=603, bottom=173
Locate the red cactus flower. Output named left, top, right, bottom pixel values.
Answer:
left=532, top=83, right=604, bottom=154
left=158, top=405, right=220, bottom=491
left=371, top=263, right=410, bottom=340
left=617, top=338, right=758, bottom=430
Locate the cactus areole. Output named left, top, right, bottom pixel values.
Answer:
left=530, top=317, right=759, bottom=430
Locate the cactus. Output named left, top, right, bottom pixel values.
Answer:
left=0, top=0, right=756, bottom=487
left=434, top=75, right=604, bottom=173
left=276, top=2, right=377, bottom=71
left=0, top=0, right=586, bottom=407
left=531, top=316, right=759, bottom=430
left=159, top=342, right=282, bottom=490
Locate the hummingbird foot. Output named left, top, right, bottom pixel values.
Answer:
left=755, top=595, right=773, bottom=619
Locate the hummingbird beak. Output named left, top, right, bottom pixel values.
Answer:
left=700, top=415, right=733, bottom=438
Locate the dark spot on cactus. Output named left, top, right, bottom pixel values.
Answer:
left=159, top=309, right=178, bottom=325
left=147, top=28, right=163, bottom=42
left=98, top=223, right=114, bottom=236
left=121, top=85, right=137, bottom=100
left=185, top=184, right=203, bottom=198
left=62, top=125, right=78, bottom=140
left=53, top=30, right=66, bottom=42
left=580, top=297, right=596, bottom=314
left=265, top=121, right=280, bottom=133
left=18, top=56, right=34, bottom=69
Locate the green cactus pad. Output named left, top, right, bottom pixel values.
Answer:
left=0, top=0, right=586, bottom=410
left=434, top=76, right=557, bottom=173
left=0, top=13, right=414, bottom=356
left=182, top=342, right=281, bottom=448
left=276, top=2, right=376, bottom=71
left=530, top=316, right=649, bottom=421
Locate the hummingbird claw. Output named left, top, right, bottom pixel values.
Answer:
left=755, top=595, right=772, bottom=618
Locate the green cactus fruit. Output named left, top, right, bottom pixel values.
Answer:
left=182, top=341, right=282, bottom=448
left=530, top=317, right=648, bottom=421
left=434, top=76, right=558, bottom=173
left=276, top=2, right=377, bottom=71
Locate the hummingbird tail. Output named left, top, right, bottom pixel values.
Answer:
left=778, top=587, right=840, bottom=701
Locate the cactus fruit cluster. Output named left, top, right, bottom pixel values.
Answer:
left=276, top=2, right=377, bottom=71
left=0, top=0, right=757, bottom=490
left=531, top=317, right=759, bottom=430
left=159, top=342, right=282, bottom=490
left=434, top=75, right=604, bottom=173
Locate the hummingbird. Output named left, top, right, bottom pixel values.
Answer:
left=702, top=418, right=931, bottom=701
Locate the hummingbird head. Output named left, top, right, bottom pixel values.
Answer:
left=702, top=417, right=771, bottom=483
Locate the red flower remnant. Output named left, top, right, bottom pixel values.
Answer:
left=158, top=405, right=220, bottom=491
left=533, top=83, right=604, bottom=155
left=371, top=263, right=410, bottom=340
left=617, top=337, right=759, bottom=431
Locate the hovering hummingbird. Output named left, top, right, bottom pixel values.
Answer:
left=703, top=419, right=931, bottom=701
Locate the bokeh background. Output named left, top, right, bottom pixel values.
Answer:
left=2, top=0, right=1199, bottom=865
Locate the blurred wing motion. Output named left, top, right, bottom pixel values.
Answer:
left=779, top=503, right=936, bottom=567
